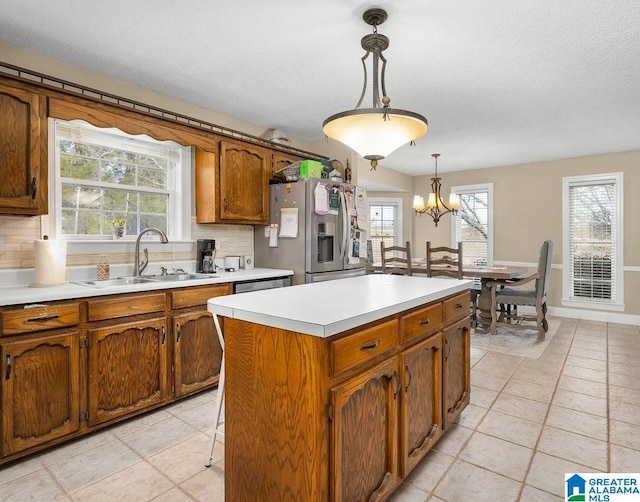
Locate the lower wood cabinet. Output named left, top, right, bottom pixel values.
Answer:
left=173, top=310, right=221, bottom=397
left=1, top=331, right=80, bottom=455
left=0, top=283, right=230, bottom=464
left=331, top=357, right=399, bottom=502
left=87, top=318, right=169, bottom=426
left=399, top=333, right=443, bottom=477
left=443, top=317, right=471, bottom=429
left=224, top=290, right=471, bottom=501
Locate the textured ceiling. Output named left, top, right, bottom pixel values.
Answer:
left=1, top=1, right=639, bottom=175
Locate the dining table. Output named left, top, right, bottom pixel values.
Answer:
left=368, top=262, right=530, bottom=332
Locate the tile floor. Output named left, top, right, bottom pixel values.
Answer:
left=0, top=318, right=639, bottom=501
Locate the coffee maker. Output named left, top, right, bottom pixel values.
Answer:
left=196, top=239, right=216, bottom=273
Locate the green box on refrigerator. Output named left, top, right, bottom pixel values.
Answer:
left=299, top=160, right=322, bottom=179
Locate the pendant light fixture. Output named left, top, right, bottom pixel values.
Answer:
left=322, top=8, right=428, bottom=170
left=413, top=153, right=460, bottom=227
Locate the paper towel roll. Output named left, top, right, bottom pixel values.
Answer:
left=32, top=238, right=67, bottom=287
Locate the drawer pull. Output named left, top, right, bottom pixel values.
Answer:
left=419, top=318, right=431, bottom=326
left=360, top=340, right=380, bottom=351
left=5, top=354, right=11, bottom=380
left=26, top=314, right=60, bottom=323
left=454, top=303, right=464, bottom=310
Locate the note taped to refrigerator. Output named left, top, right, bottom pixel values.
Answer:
left=269, top=224, right=279, bottom=247
left=314, top=182, right=329, bottom=215
left=279, top=207, right=299, bottom=238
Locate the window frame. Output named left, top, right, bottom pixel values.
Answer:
left=368, top=197, right=404, bottom=262
left=45, top=118, right=192, bottom=253
left=450, top=183, right=494, bottom=267
left=562, top=172, right=624, bottom=311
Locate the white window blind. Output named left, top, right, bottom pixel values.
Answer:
left=567, top=180, right=616, bottom=301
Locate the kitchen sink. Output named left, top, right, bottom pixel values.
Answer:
left=72, top=277, right=160, bottom=287
left=72, top=273, right=219, bottom=288
left=145, top=273, right=220, bottom=282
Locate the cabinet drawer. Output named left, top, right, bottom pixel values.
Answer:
left=1, top=303, right=80, bottom=336
left=331, top=319, right=398, bottom=377
left=400, top=303, right=443, bottom=344
left=171, top=284, right=232, bottom=309
left=443, top=292, right=470, bottom=323
left=87, top=293, right=167, bottom=322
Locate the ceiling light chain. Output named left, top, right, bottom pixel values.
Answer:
left=323, top=8, right=428, bottom=170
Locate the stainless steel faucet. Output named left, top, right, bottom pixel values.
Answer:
left=134, top=227, right=169, bottom=276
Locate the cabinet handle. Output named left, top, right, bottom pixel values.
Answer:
left=5, top=354, right=11, bottom=380
left=360, top=340, right=380, bottom=351
left=454, top=303, right=464, bottom=309
left=26, top=314, right=59, bottom=323
left=419, top=318, right=431, bottom=326
left=405, top=365, right=412, bottom=392
left=161, top=325, right=166, bottom=345
left=445, top=338, right=450, bottom=361
left=31, top=177, right=37, bottom=199
left=176, top=323, right=181, bottom=343
left=393, top=371, right=400, bottom=398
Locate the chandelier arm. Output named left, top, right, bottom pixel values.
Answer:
left=371, top=49, right=382, bottom=108
left=379, top=52, right=388, bottom=103
left=355, top=51, right=371, bottom=110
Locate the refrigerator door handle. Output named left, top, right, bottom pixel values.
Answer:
left=339, top=191, right=348, bottom=260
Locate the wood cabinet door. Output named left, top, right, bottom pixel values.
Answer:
left=331, top=356, right=399, bottom=502
left=443, top=318, right=471, bottom=429
left=87, top=318, right=168, bottom=426
left=271, top=151, right=303, bottom=179
left=1, top=331, right=80, bottom=456
left=173, top=310, right=222, bottom=397
left=219, top=140, right=269, bottom=223
left=399, top=333, right=443, bottom=477
left=0, top=82, right=47, bottom=215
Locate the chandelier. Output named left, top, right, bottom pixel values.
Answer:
left=413, top=154, right=460, bottom=226
left=322, top=8, right=428, bottom=170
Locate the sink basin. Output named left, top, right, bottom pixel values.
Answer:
left=146, top=273, right=220, bottom=282
left=72, top=277, right=160, bottom=288
left=72, top=273, right=219, bottom=288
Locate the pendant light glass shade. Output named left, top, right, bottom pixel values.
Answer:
left=323, top=108, right=428, bottom=165
left=322, top=8, right=428, bottom=169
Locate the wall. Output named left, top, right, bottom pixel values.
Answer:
left=411, top=151, right=640, bottom=320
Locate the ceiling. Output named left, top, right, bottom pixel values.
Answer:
left=1, top=1, right=640, bottom=175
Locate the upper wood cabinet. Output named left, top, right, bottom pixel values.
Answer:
left=195, top=139, right=270, bottom=225
left=0, top=82, right=48, bottom=215
left=271, top=151, right=304, bottom=180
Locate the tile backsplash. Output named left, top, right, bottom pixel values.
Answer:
left=0, top=215, right=253, bottom=271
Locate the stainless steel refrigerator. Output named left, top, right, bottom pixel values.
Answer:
left=254, top=178, right=368, bottom=285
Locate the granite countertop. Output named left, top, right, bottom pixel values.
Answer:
left=208, top=274, right=473, bottom=338
left=0, top=268, right=293, bottom=306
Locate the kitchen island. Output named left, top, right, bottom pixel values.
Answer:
left=207, top=274, right=472, bottom=501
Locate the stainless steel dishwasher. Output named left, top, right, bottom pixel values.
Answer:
left=233, top=276, right=290, bottom=294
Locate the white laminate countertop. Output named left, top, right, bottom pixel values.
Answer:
left=0, top=268, right=293, bottom=306
left=207, top=274, right=473, bottom=338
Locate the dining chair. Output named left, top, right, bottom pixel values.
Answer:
left=426, top=242, right=463, bottom=279
left=487, top=240, right=553, bottom=342
left=381, top=241, right=413, bottom=275
left=425, top=241, right=478, bottom=325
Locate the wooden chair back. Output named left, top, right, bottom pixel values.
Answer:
left=426, top=241, right=463, bottom=279
left=380, top=241, right=413, bottom=276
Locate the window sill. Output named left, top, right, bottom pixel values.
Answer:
left=561, top=298, right=625, bottom=312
